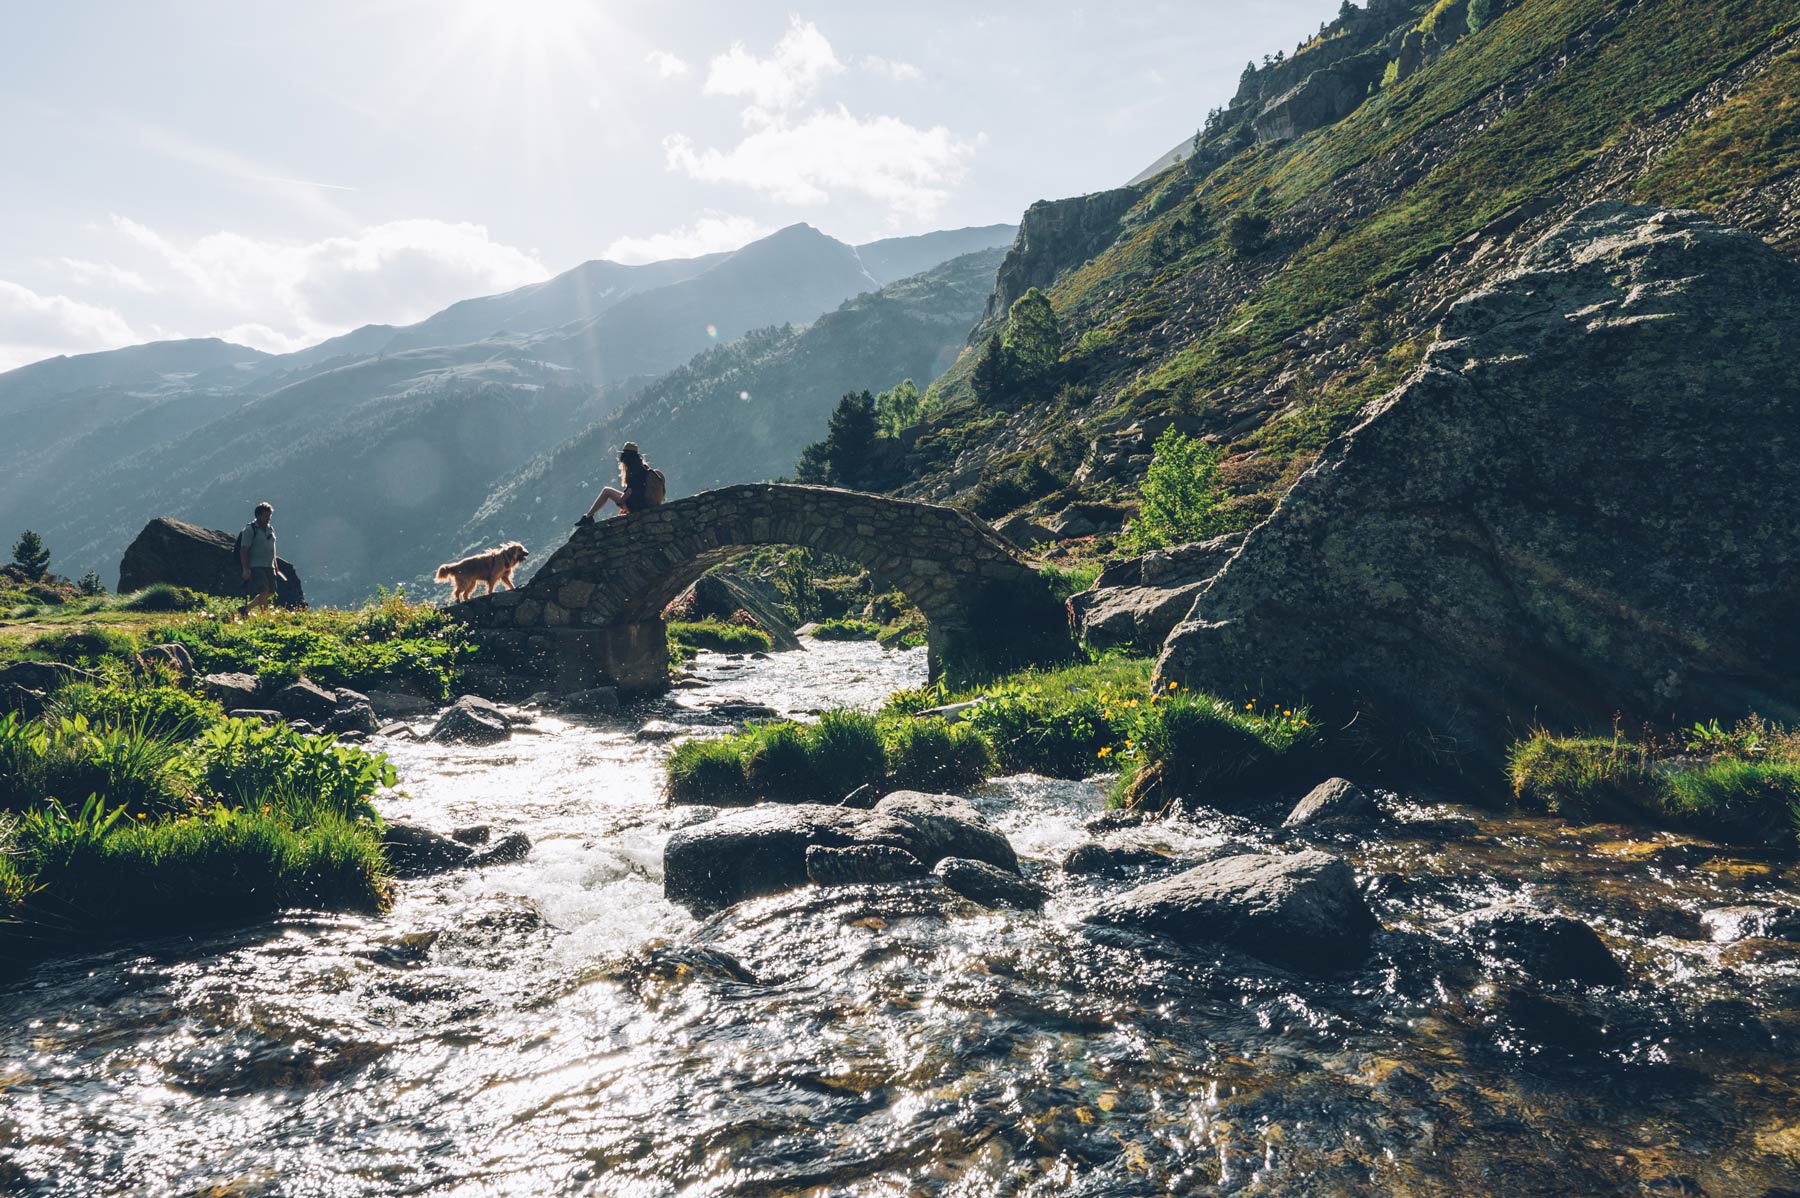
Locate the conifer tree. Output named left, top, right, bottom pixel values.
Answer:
left=10, top=530, right=49, bottom=580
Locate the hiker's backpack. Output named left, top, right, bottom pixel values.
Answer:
left=642, top=467, right=667, bottom=507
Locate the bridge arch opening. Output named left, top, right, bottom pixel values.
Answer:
left=452, top=484, right=1072, bottom=695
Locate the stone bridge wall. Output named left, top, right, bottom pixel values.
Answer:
left=451, top=483, right=1071, bottom=694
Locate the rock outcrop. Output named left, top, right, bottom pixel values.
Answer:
left=663, top=791, right=1019, bottom=916
left=978, top=188, right=1139, bottom=329
left=1084, top=849, right=1376, bottom=971
left=1069, top=533, right=1244, bottom=652
left=1253, top=52, right=1387, bottom=143
left=1158, top=205, right=1800, bottom=769
left=118, top=517, right=304, bottom=606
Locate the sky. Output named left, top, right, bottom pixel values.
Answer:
left=0, top=0, right=1341, bottom=372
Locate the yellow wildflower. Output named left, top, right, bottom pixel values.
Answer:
left=1097, top=746, right=1112, bottom=758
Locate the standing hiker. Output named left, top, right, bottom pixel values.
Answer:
left=237, top=502, right=281, bottom=617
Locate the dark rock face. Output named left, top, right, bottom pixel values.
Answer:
left=1284, top=778, right=1380, bottom=829
left=1253, top=52, right=1387, bottom=143
left=226, top=709, right=283, bottom=724
left=1445, top=904, right=1624, bottom=986
left=688, top=573, right=801, bottom=652
left=1158, top=205, right=1800, bottom=767
left=980, top=188, right=1139, bottom=328
left=428, top=695, right=514, bottom=745
left=382, top=821, right=531, bottom=877
left=201, top=672, right=261, bottom=709
left=0, top=661, right=99, bottom=715
left=1084, top=850, right=1377, bottom=971
left=934, top=857, right=1046, bottom=910
left=663, top=791, right=1019, bottom=916
left=141, top=643, right=194, bottom=676
left=118, top=517, right=304, bottom=606
left=1070, top=533, right=1244, bottom=652
left=805, top=844, right=927, bottom=886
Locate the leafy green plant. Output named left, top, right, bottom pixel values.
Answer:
left=884, top=718, right=993, bottom=791
left=49, top=682, right=224, bottom=741
left=193, top=718, right=397, bottom=823
left=11, top=714, right=197, bottom=817
left=1124, top=429, right=1241, bottom=552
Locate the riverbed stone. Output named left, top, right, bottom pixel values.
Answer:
left=141, top=642, right=194, bottom=676
left=428, top=696, right=512, bottom=745
left=366, top=689, right=437, bottom=718
left=382, top=821, right=476, bottom=877
left=1284, top=778, right=1380, bottom=830
left=805, top=844, right=927, bottom=886
left=1444, top=904, right=1624, bottom=986
left=226, top=709, right=284, bottom=724
left=269, top=678, right=340, bottom=726
left=935, top=857, right=1047, bottom=910
left=664, top=797, right=1022, bottom=916
left=1084, top=850, right=1377, bottom=971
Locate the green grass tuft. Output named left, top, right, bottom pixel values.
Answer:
left=810, top=617, right=881, bottom=641
left=667, top=619, right=775, bottom=655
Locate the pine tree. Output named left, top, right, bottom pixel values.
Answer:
left=1002, top=288, right=1060, bottom=390
left=10, top=530, right=49, bottom=580
left=821, top=390, right=879, bottom=487
left=971, top=332, right=1014, bottom=406
left=77, top=571, right=105, bottom=596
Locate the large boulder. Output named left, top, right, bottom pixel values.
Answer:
left=268, top=678, right=339, bottom=726
left=1443, top=904, right=1624, bottom=986
left=427, top=695, right=514, bottom=745
left=664, top=791, right=1019, bottom=916
left=1158, top=205, right=1800, bottom=769
left=118, top=517, right=304, bottom=606
left=1284, top=778, right=1381, bottom=830
left=1084, top=850, right=1377, bottom=971
left=1069, top=533, right=1244, bottom=652
left=934, top=857, right=1047, bottom=911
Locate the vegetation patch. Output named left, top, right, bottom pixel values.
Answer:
left=810, top=618, right=881, bottom=641
left=667, top=619, right=775, bottom=656
left=1509, top=720, right=1800, bottom=846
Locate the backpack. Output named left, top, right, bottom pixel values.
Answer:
left=642, top=467, right=667, bottom=507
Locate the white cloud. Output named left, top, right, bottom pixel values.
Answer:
left=665, top=106, right=979, bottom=218
left=0, top=279, right=138, bottom=367
left=602, top=213, right=773, bottom=264
left=110, top=215, right=550, bottom=346
left=54, top=258, right=155, bottom=293
left=861, top=55, right=923, bottom=82
left=704, top=17, right=843, bottom=112
left=645, top=49, right=691, bottom=78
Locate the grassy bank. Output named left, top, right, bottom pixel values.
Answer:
left=0, top=597, right=451, bottom=964
left=1510, top=721, right=1800, bottom=847
left=667, top=655, right=1320, bottom=810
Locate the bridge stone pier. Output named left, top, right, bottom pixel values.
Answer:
left=450, top=483, right=1072, bottom=695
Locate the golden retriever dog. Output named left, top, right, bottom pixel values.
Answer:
left=436, top=542, right=528, bottom=602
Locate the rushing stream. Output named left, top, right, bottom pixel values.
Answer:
left=3, top=639, right=1799, bottom=1196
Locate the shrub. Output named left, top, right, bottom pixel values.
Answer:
left=1506, top=734, right=1661, bottom=821
left=1224, top=210, right=1270, bottom=256
left=967, top=691, right=1116, bottom=778
left=119, top=584, right=207, bottom=613
left=48, top=682, right=225, bottom=740
left=1124, top=429, right=1240, bottom=552
left=808, top=710, right=888, bottom=801
left=811, top=618, right=880, bottom=641
left=885, top=719, right=993, bottom=792
left=1040, top=560, right=1103, bottom=604
left=743, top=722, right=814, bottom=798
left=666, top=737, right=751, bottom=804
left=667, top=619, right=775, bottom=655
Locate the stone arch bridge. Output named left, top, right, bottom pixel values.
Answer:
left=451, top=483, right=1071, bottom=694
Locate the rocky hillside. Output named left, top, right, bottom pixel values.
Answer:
left=453, top=247, right=1006, bottom=571
left=897, top=0, right=1800, bottom=539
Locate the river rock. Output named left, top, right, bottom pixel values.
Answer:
left=382, top=821, right=476, bottom=877
left=226, top=709, right=283, bottom=724
left=118, top=516, right=305, bottom=606
left=428, top=695, right=512, bottom=745
left=1156, top=204, right=1800, bottom=770
left=1284, top=778, right=1380, bottom=829
left=1069, top=533, right=1244, bottom=653
left=935, top=857, right=1046, bottom=910
left=805, top=844, right=927, bottom=886
left=1061, top=841, right=1177, bottom=877
left=559, top=686, right=621, bottom=716
left=473, top=831, right=532, bottom=868
left=1699, top=905, right=1800, bottom=944
left=201, top=671, right=261, bottom=709
left=1444, top=904, right=1624, bottom=986
left=1084, top=850, right=1377, bottom=971
left=323, top=701, right=380, bottom=736
left=269, top=678, right=339, bottom=726
left=664, top=793, right=1020, bottom=916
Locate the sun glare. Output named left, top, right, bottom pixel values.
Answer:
left=457, top=0, right=594, bottom=53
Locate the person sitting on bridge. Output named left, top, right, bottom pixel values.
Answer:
left=578, top=442, right=666, bottom=526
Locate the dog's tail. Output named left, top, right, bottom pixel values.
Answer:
left=435, top=564, right=454, bottom=582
